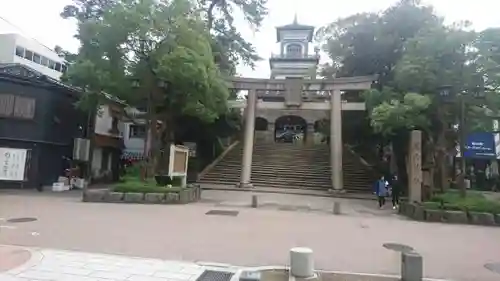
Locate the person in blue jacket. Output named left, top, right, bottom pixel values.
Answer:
left=373, top=175, right=389, bottom=209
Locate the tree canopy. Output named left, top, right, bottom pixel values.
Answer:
left=317, top=0, right=500, bottom=194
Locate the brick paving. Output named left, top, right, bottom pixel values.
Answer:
left=1, top=190, right=500, bottom=281
left=0, top=246, right=208, bottom=281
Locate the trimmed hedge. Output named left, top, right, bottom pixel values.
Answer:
left=112, top=185, right=184, bottom=194
left=424, top=190, right=500, bottom=214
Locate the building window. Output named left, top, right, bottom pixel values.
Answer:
left=13, top=96, right=36, bottom=119
left=61, top=64, right=67, bottom=73
left=0, top=94, right=15, bottom=116
left=286, top=44, right=302, bottom=57
left=49, top=60, right=56, bottom=70
left=24, top=50, right=33, bottom=61
left=33, top=53, right=41, bottom=64
left=15, top=46, right=24, bottom=57
left=129, top=124, right=146, bottom=138
left=55, top=63, right=62, bottom=72
left=41, top=57, right=49, bottom=66
left=0, top=94, right=35, bottom=119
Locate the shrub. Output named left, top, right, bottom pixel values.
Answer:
left=112, top=184, right=184, bottom=194
left=425, top=190, right=500, bottom=214
left=112, top=175, right=187, bottom=193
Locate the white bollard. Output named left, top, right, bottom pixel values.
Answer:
left=290, top=247, right=314, bottom=278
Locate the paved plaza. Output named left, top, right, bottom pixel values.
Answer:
left=1, top=190, right=500, bottom=281
left=0, top=245, right=212, bottom=281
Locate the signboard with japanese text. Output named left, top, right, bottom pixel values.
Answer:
left=0, top=148, right=28, bottom=181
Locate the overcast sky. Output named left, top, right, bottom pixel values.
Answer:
left=1, top=0, right=500, bottom=78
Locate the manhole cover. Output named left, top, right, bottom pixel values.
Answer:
left=7, top=217, right=37, bottom=223
left=485, top=263, right=500, bottom=274
left=196, top=270, right=234, bottom=281
left=383, top=243, right=414, bottom=253
left=205, top=210, right=239, bottom=217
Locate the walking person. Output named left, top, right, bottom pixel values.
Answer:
left=373, top=175, right=389, bottom=209
left=391, top=174, right=401, bottom=209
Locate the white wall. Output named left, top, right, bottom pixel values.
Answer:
left=94, top=105, right=124, bottom=138
left=0, top=34, right=16, bottom=63
left=91, top=147, right=112, bottom=178
left=91, top=148, right=102, bottom=177
left=280, top=30, right=310, bottom=41
left=123, top=121, right=146, bottom=154
left=0, top=33, right=66, bottom=80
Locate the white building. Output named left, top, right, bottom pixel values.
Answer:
left=0, top=33, right=67, bottom=80
left=121, top=107, right=148, bottom=160
left=91, top=102, right=126, bottom=181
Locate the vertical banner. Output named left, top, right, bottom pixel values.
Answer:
left=0, top=148, right=28, bottom=181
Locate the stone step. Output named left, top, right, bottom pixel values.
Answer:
left=201, top=172, right=371, bottom=182
left=198, top=178, right=371, bottom=191
left=201, top=175, right=371, bottom=185
left=206, top=169, right=372, bottom=179
left=198, top=179, right=332, bottom=190
left=199, top=143, right=374, bottom=194
left=212, top=164, right=369, bottom=173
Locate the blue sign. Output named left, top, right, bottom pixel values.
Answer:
left=463, top=132, right=496, bottom=159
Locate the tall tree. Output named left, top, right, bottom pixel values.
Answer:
left=197, top=0, right=268, bottom=72
left=316, top=0, right=440, bottom=85
left=63, top=0, right=229, bottom=178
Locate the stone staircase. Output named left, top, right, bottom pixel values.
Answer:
left=198, top=141, right=374, bottom=193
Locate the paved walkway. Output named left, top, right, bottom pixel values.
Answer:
left=1, top=190, right=500, bottom=281
left=1, top=246, right=211, bottom=281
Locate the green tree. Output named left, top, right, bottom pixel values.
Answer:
left=63, top=0, right=229, bottom=179
left=318, top=0, right=500, bottom=197
left=316, top=0, right=439, bottom=84
left=198, top=0, right=267, bottom=72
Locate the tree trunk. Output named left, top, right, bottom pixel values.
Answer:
left=155, top=112, right=175, bottom=177
left=84, top=106, right=97, bottom=192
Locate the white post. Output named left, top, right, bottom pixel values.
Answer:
left=239, top=89, right=257, bottom=188
left=330, top=90, right=343, bottom=190
left=290, top=247, right=314, bottom=278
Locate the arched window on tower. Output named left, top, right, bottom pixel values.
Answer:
left=286, top=44, right=302, bottom=57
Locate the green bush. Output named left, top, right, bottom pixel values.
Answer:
left=112, top=174, right=187, bottom=194
left=112, top=184, right=184, bottom=194
left=425, top=190, right=500, bottom=214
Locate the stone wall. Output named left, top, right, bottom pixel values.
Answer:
left=83, top=185, right=201, bottom=204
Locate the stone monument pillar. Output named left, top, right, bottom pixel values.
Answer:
left=239, top=89, right=257, bottom=188
left=408, top=130, right=422, bottom=202
left=330, top=90, right=343, bottom=190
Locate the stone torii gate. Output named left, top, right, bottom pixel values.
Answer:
left=226, top=76, right=376, bottom=190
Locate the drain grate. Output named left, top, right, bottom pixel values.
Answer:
left=383, top=243, right=414, bottom=253
left=205, top=210, right=239, bottom=217
left=485, top=263, right=500, bottom=274
left=196, top=270, right=234, bottom=281
left=7, top=217, right=37, bottom=223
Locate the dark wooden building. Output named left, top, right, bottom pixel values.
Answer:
left=0, top=64, right=88, bottom=188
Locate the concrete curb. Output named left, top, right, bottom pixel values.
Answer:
left=232, top=265, right=451, bottom=281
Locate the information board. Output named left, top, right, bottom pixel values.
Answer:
left=0, top=148, right=28, bottom=181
